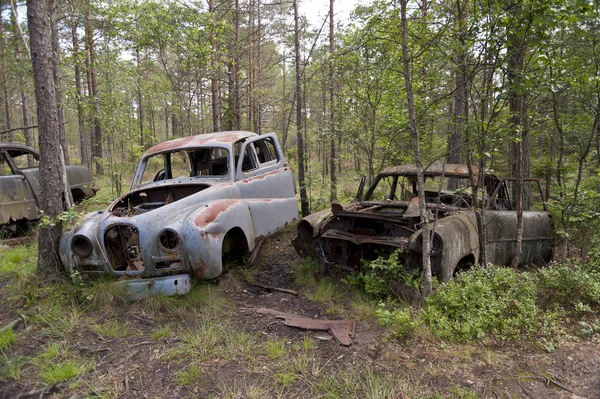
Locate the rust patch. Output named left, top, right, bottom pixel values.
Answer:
left=194, top=199, right=238, bottom=226
left=145, top=131, right=254, bottom=155
left=240, top=168, right=283, bottom=181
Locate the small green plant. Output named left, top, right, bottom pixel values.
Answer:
left=375, top=303, right=421, bottom=340
left=38, top=342, right=63, bottom=360
left=0, top=327, right=16, bottom=350
left=343, top=249, right=419, bottom=299
left=275, top=371, right=296, bottom=386
left=40, top=359, right=88, bottom=384
left=0, top=353, right=23, bottom=381
left=176, top=364, right=203, bottom=386
left=92, top=319, right=129, bottom=338
left=151, top=326, right=171, bottom=340
left=266, top=339, right=285, bottom=360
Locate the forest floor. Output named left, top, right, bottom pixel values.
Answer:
left=0, top=226, right=598, bottom=398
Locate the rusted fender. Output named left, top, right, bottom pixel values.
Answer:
left=408, top=212, right=480, bottom=282
left=183, top=198, right=255, bottom=280
left=292, top=208, right=333, bottom=258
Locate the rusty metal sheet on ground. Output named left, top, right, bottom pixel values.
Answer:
left=256, top=307, right=356, bottom=346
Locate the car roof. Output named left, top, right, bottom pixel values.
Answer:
left=0, top=142, right=37, bottom=153
left=144, top=131, right=257, bottom=156
left=379, top=163, right=483, bottom=178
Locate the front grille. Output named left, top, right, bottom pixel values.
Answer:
left=104, top=224, right=144, bottom=272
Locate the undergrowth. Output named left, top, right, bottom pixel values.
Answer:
left=344, top=248, right=600, bottom=345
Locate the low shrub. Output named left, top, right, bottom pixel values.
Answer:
left=422, top=266, right=555, bottom=343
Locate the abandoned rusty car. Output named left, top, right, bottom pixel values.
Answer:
left=0, top=143, right=97, bottom=241
left=59, top=131, right=298, bottom=297
left=293, top=164, right=555, bottom=283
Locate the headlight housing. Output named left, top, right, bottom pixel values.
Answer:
left=158, top=229, right=180, bottom=251
left=72, top=235, right=93, bottom=258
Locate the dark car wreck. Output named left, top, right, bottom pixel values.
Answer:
left=293, top=164, right=555, bottom=283
left=0, top=143, right=97, bottom=241
left=60, top=131, right=298, bottom=298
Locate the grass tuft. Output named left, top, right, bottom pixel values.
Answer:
left=40, top=359, right=88, bottom=384
left=0, top=327, right=16, bottom=350
left=175, top=364, right=203, bottom=386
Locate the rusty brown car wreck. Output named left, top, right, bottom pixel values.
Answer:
left=293, top=164, right=555, bottom=282
left=0, top=143, right=97, bottom=242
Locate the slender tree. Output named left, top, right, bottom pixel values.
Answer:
left=27, top=0, right=70, bottom=278
left=294, top=0, right=308, bottom=217
left=400, top=0, right=432, bottom=299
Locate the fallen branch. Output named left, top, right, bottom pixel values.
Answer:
left=123, top=370, right=130, bottom=399
left=252, top=283, right=298, bottom=296
left=0, top=125, right=38, bottom=135
left=0, top=314, right=26, bottom=333
left=16, top=382, right=60, bottom=398
left=129, top=341, right=154, bottom=348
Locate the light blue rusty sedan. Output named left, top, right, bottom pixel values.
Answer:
left=60, top=131, right=298, bottom=297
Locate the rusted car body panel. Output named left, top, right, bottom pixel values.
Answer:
left=293, top=163, right=554, bottom=282
left=0, top=143, right=96, bottom=233
left=60, top=131, right=298, bottom=288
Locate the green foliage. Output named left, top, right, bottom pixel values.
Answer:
left=175, top=364, right=203, bottom=386
left=536, top=263, right=600, bottom=310
left=265, top=339, right=286, bottom=361
left=344, top=249, right=418, bottom=299
left=423, top=266, right=552, bottom=343
left=0, top=327, right=16, bottom=350
left=40, top=360, right=88, bottom=384
left=422, top=263, right=600, bottom=344
left=375, top=303, right=421, bottom=340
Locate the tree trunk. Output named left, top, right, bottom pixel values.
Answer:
left=400, top=0, right=432, bottom=299
left=0, top=18, right=12, bottom=142
left=136, top=49, right=145, bottom=147
left=507, top=19, right=528, bottom=267
left=329, top=0, right=337, bottom=202
left=209, top=0, right=221, bottom=133
left=27, top=0, right=69, bottom=279
left=69, top=12, right=89, bottom=167
left=294, top=0, right=308, bottom=217
left=85, top=2, right=102, bottom=174
left=49, top=0, right=69, bottom=165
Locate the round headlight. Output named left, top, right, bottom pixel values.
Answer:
left=72, top=235, right=93, bottom=258
left=158, top=229, right=179, bottom=251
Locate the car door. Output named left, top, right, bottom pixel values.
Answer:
left=484, top=179, right=554, bottom=266
left=0, top=150, right=38, bottom=225
left=234, top=133, right=298, bottom=239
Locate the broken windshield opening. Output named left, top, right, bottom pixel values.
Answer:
left=138, top=147, right=230, bottom=186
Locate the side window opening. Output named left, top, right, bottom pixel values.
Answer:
left=254, top=137, right=279, bottom=165
left=0, top=153, right=12, bottom=176
left=234, top=140, right=257, bottom=172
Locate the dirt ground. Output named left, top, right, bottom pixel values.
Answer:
left=0, top=227, right=599, bottom=398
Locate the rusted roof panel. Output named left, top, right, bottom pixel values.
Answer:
left=144, top=131, right=257, bottom=156
left=380, top=163, right=482, bottom=178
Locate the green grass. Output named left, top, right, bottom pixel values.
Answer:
left=265, top=339, right=286, bottom=360
left=0, top=327, right=16, bottom=350
left=91, top=319, right=129, bottom=338
left=175, top=364, right=203, bottom=386
left=151, top=325, right=171, bottom=340
left=40, top=359, right=88, bottom=384
left=0, top=353, right=24, bottom=381
left=170, top=318, right=259, bottom=363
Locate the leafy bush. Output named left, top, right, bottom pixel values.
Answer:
left=375, top=303, right=421, bottom=340
left=343, top=249, right=419, bottom=299
left=422, top=266, right=554, bottom=343
left=536, top=263, right=600, bottom=311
